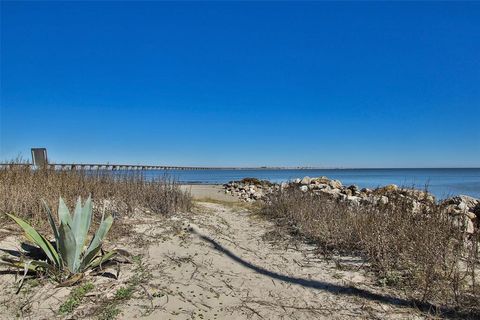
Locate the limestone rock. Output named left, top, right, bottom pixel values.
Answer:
left=329, top=179, right=342, bottom=189
left=376, top=184, right=399, bottom=194
left=222, top=179, right=479, bottom=236
left=380, top=196, right=389, bottom=205
left=300, top=176, right=311, bottom=185
left=300, top=185, right=309, bottom=192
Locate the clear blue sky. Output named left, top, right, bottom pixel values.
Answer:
left=1, top=1, right=479, bottom=168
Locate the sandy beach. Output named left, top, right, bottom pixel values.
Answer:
left=181, top=184, right=239, bottom=203
left=2, top=179, right=479, bottom=318
left=0, top=193, right=424, bottom=319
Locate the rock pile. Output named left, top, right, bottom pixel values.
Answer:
left=440, top=195, right=480, bottom=234
left=223, top=178, right=278, bottom=202
left=224, top=176, right=479, bottom=234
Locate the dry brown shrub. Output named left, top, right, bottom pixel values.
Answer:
left=262, top=188, right=480, bottom=315
left=0, top=164, right=192, bottom=234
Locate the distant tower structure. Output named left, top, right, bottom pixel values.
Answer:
left=31, top=148, right=48, bottom=167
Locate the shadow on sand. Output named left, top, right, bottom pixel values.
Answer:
left=192, top=229, right=476, bottom=319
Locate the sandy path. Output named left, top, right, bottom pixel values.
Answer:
left=122, top=201, right=420, bottom=320
left=180, top=184, right=238, bottom=203
left=0, top=199, right=422, bottom=319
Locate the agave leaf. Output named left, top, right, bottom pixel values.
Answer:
left=1, top=256, right=62, bottom=283
left=71, top=196, right=93, bottom=269
left=58, top=197, right=73, bottom=227
left=0, top=256, right=53, bottom=272
left=0, top=260, right=37, bottom=272
left=58, top=273, right=84, bottom=287
left=81, top=215, right=113, bottom=270
left=42, top=200, right=63, bottom=269
left=1, top=258, right=32, bottom=294
left=80, top=245, right=101, bottom=270
left=72, top=196, right=83, bottom=224
left=71, top=197, right=83, bottom=237
left=42, top=200, right=60, bottom=243
left=88, top=250, right=117, bottom=269
left=16, top=260, right=32, bottom=293
left=58, top=222, right=77, bottom=273
left=5, top=214, right=60, bottom=267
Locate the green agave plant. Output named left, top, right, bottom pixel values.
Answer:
left=1, top=196, right=117, bottom=281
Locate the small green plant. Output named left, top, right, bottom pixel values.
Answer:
left=26, top=278, right=40, bottom=288
left=378, top=271, right=403, bottom=287
left=59, top=282, right=94, bottom=314
left=115, top=286, right=134, bottom=300
left=97, top=305, right=121, bottom=320
left=1, top=196, right=118, bottom=283
left=91, top=256, right=149, bottom=319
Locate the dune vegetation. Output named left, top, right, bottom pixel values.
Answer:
left=261, top=187, right=480, bottom=315
left=0, top=163, right=192, bottom=236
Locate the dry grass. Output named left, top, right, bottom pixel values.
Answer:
left=262, top=188, right=480, bottom=316
left=0, top=164, right=192, bottom=235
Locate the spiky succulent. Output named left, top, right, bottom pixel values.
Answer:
left=1, top=196, right=117, bottom=281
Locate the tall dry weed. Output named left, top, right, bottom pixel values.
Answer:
left=262, top=188, right=480, bottom=314
left=0, top=164, right=192, bottom=230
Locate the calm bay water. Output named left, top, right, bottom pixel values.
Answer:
left=140, top=168, right=480, bottom=200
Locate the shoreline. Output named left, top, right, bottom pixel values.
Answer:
left=180, top=184, right=239, bottom=202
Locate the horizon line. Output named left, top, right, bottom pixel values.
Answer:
left=1, top=161, right=479, bottom=170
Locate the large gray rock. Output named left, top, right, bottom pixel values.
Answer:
left=329, top=179, right=342, bottom=189
left=452, top=214, right=475, bottom=234
left=315, top=183, right=329, bottom=190
left=379, top=196, right=389, bottom=205
left=347, top=196, right=361, bottom=205
left=312, top=176, right=331, bottom=184
left=376, top=184, right=399, bottom=193
left=301, top=176, right=312, bottom=185
left=402, top=189, right=435, bottom=203
left=300, top=185, right=309, bottom=192
left=443, top=195, right=479, bottom=210
left=441, top=195, right=480, bottom=226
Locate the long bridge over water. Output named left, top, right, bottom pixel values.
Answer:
left=0, top=149, right=316, bottom=171
left=0, top=162, right=283, bottom=171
